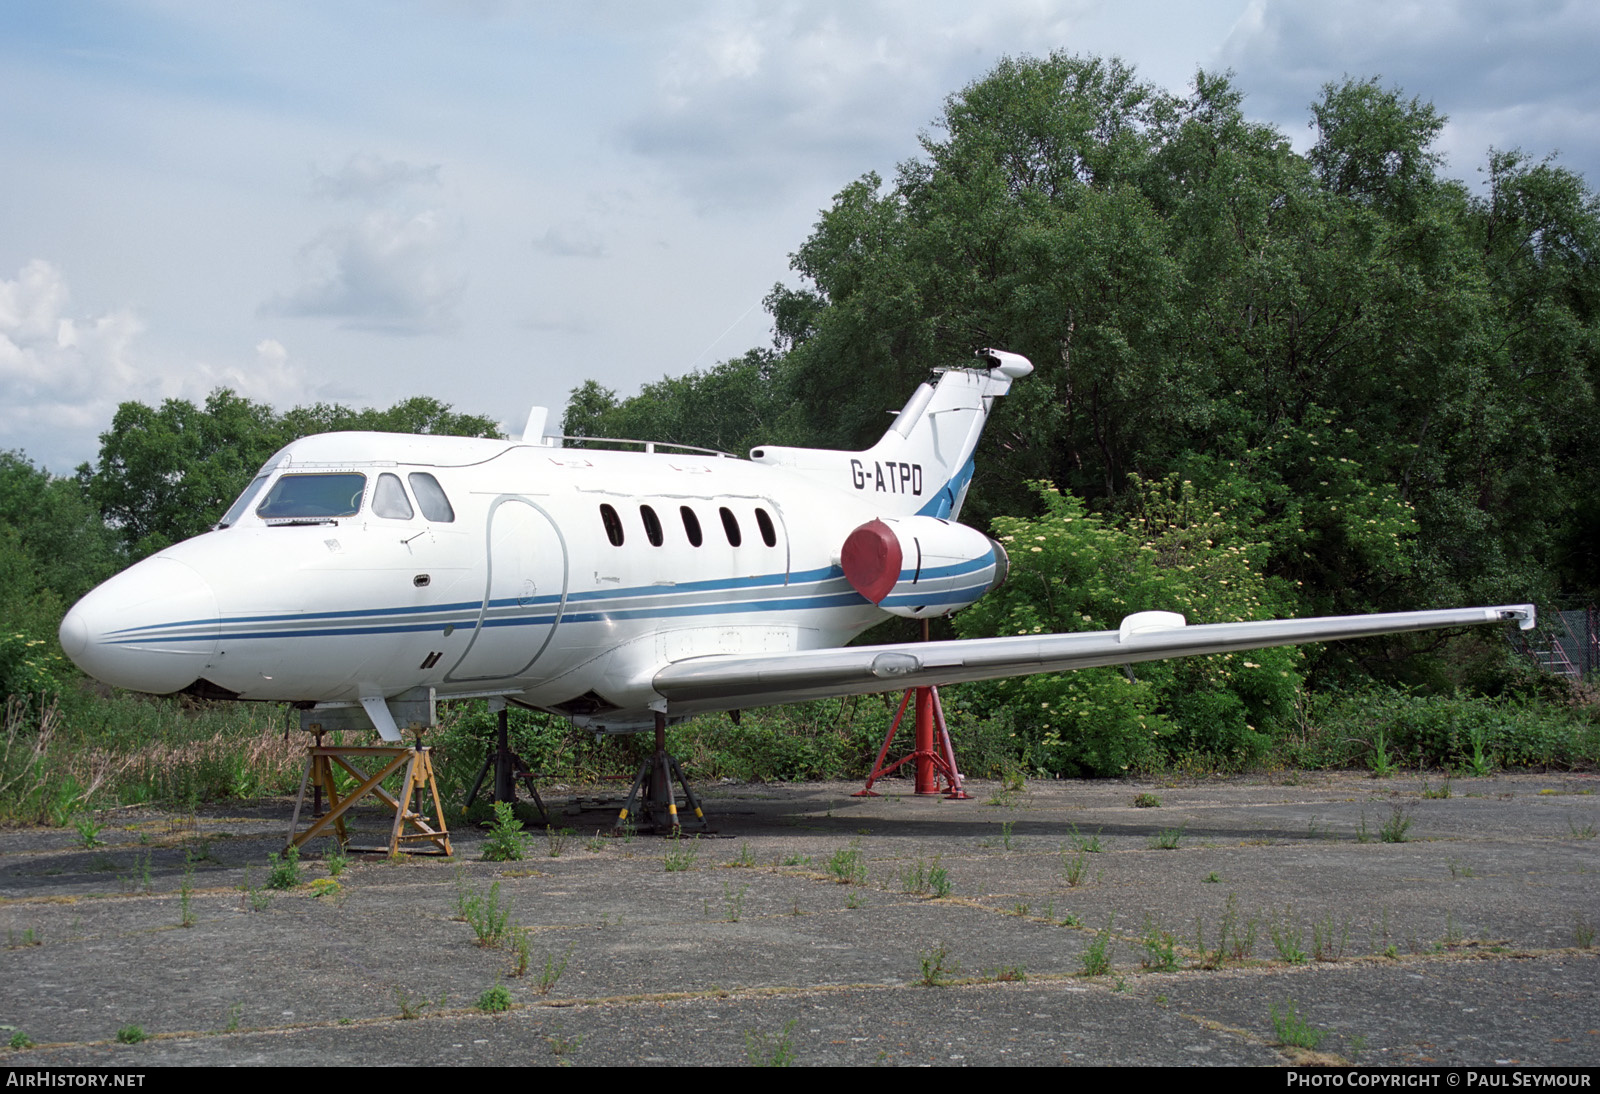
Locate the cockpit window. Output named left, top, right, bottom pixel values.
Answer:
left=218, top=473, right=270, bottom=528
left=256, top=473, right=367, bottom=520
left=372, top=473, right=414, bottom=520
left=408, top=473, right=455, bottom=523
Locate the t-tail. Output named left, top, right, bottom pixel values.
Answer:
left=747, top=348, right=1032, bottom=519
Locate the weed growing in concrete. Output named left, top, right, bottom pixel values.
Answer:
left=723, top=882, right=749, bottom=922
left=240, top=866, right=271, bottom=912
left=1148, top=826, right=1184, bottom=850
left=1203, top=871, right=1221, bottom=883
left=844, top=891, right=865, bottom=909
left=1067, top=824, right=1104, bottom=853
left=1059, top=911, right=1082, bottom=927
left=459, top=880, right=511, bottom=947
left=393, top=987, right=430, bottom=1019
left=1140, top=915, right=1180, bottom=971
left=6, top=927, right=38, bottom=948
left=900, top=855, right=950, bottom=897
left=1195, top=893, right=1257, bottom=968
left=999, top=820, right=1016, bottom=850
left=325, top=846, right=349, bottom=876
left=1062, top=850, right=1088, bottom=887
left=1132, top=793, right=1162, bottom=808
left=918, top=942, right=958, bottom=986
left=1355, top=810, right=1372, bottom=843
left=536, top=945, right=572, bottom=995
left=745, top=1019, right=797, bottom=1066
left=1421, top=775, right=1451, bottom=800
left=1369, top=728, right=1396, bottom=777
left=266, top=846, right=302, bottom=890
left=663, top=834, right=699, bottom=872
left=1447, top=859, right=1475, bottom=879
left=72, top=814, right=105, bottom=849
left=224, top=1003, right=242, bottom=1033
left=544, top=826, right=572, bottom=858
left=1312, top=914, right=1351, bottom=961
left=1574, top=915, right=1595, bottom=949
left=508, top=927, right=531, bottom=977
left=1271, top=909, right=1308, bottom=964
left=781, top=853, right=808, bottom=867
left=1269, top=1001, right=1327, bottom=1050
left=1567, top=816, right=1597, bottom=840
left=481, top=802, right=529, bottom=862
left=1081, top=914, right=1115, bottom=976
left=826, top=841, right=866, bottom=885
left=114, top=1025, right=147, bottom=1045
left=1464, top=732, right=1494, bottom=777
left=1380, top=806, right=1413, bottom=844
left=991, top=964, right=1026, bottom=982
left=9, top=1030, right=34, bottom=1049
left=547, top=1029, right=583, bottom=1061
left=477, top=984, right=513, bottom=1013
left=179, top=852, right=195, bottom=928
left=730, top=842, right=756, bottom=868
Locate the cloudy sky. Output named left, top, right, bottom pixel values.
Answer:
left=3, top=1, right=1597, bottom=474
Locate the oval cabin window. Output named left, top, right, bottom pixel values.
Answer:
left=680, top=506, right=703, bottom=547
left=719, top=507, right=742, bottom=547
left=640, top=504, right=664, bottom=546
left=755, top=507, right=777, bottom=548
left=600, top=503, right=625, bottom=546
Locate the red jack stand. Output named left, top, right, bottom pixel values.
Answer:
left=854, top=683, right=970, bottom=800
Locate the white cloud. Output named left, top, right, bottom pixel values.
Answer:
left=265, top=208, right=466, bottom=334
left=531, top=223, right=608, bottom=258
left=1219, top=0, right=1600, bottom=182
left=267, top=155, right=465, bottom=334
left=622, top=0, right=1092, bottom=208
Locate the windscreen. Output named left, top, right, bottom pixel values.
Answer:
left=255, top=473, right=367, bottom=520
left=218, top=474, right=270, bottom=528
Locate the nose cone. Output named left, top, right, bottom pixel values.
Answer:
left=60, top=557, right=220, bottom=694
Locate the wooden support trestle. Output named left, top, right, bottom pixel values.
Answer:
left=288, top=741, right=453, bottom=856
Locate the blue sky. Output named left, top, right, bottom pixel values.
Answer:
left=3, top=0, right=1597, bottom=473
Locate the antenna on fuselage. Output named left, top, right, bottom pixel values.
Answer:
left=521, top=406, right=553, bottom=445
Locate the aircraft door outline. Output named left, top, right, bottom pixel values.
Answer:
left=445, top=495, right=569, bottom=682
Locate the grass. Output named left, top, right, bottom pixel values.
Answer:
left=1067, top=824, right=1103, bottom=853
left=114, top=1024, right=148, bottom=1045
left=1568, top=816, right=1597, bottom=840
left=477, top=984, right=513, bottom=1013
left=663, top=834, right=699, bottom=872
left=481, top=802, right=529, bottom=862
left=1380, top=806, right=1413, bottom=843
left=1132, top=793, right=1162, bottom=808
left=745, top=1019, right=797, bottom=1066
left=918, top=942, right=958, bottom=986
left=1062, top=850, right=1088, bottom=887
left=266, top=845, right=302, bottom=890
left=1575, top=915, right=1595, bottom=949
left=826, top=841, right=867, bottom=885
left=1081, top=914, right=1115, bottom=976
left=536, top=945, right=572, bottom=995
left=900, top=855, right=951, bottom=897
left=457, top=880, right=511, bottom=948
left=1270, top=908, right=1308, bottom=964
left=722, top=882, right=749, bottom=921
left=1140, top=915, right=1180, bottom=971
left=544, top=825, right=572, bottom=858
left=9, top=1030, right=34, bottom=1050
left=1269, top=1001, right=1328, bottom=1050
left=1147, top=826, right=1185, bottom=850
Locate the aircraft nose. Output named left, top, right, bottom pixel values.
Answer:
left=60, top=557, right=221, bottom=694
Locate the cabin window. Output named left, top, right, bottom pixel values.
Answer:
left=755, top=507, right=777, bottom=548
left=372, top=474, right=415, bottom=520
left=600, top=503, right=625, bottom=546
left=680, top=506, right=703, bottom=547
left=408, top=473, right=455, bottom=523
left=719, top=506, right=742, bottom=547
left=218, top=473, right=270, bottom=528
left=640, top=504, right=664, bottom=547
left=256, top=473, right=367, bottom=520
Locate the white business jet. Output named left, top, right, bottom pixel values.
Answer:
left=58, top=349, right=1533, bottom=770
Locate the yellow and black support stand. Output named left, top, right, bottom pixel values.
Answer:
left=613, top=710, right=710, bottom=836
left=287, top=736, right=453, bottom=856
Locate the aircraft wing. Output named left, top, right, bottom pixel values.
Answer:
left=652, top=604, right=1535, bottom=714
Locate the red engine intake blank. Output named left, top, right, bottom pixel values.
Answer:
left=840, top=519, right=903, bottom=604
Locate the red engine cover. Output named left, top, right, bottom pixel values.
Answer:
left=840, top=519, right=903, bottom=604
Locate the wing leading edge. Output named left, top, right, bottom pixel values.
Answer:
left=652, top=604, right=1535, bottom=715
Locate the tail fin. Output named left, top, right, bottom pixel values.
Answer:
left=749, top=348, right=1031, bottom=519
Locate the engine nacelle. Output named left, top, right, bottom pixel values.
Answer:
left=840, top=516, right=1008, bottom=619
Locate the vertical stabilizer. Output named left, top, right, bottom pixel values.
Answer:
left=748, top=348, right=1031, bottom=518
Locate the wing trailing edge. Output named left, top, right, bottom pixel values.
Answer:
left=652, top=604, right=1535, bottom=714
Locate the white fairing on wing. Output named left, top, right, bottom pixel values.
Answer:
left=56, top=347, right=1537, bottom=741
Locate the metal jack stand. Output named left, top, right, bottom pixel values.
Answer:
left=462, top=699, right=549, bottom=824
left=854, top=683, right=969, bottom=799
left=855, top=619, right=969, bottom=799
left=614, top=711, right=711, bottom=835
